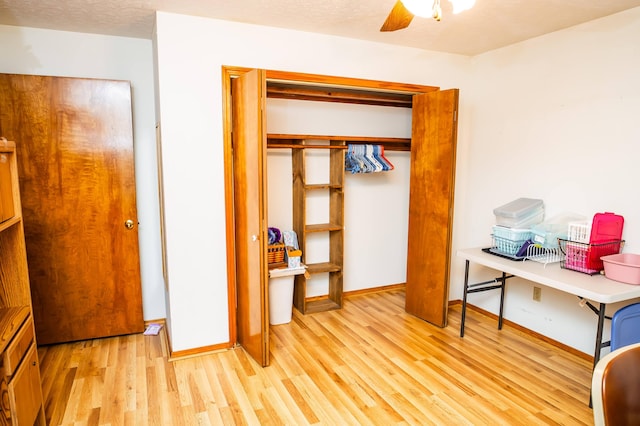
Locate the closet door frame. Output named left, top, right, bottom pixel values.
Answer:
left=222, top=67, right=455, bottom=362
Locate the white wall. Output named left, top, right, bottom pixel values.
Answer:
left=0, top=25, right=165, bottom=321
left=154, top=12, right=471, bottom=351
left=454, top=7, right=640, bottom=354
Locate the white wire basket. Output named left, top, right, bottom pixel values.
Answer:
left=568, top=222, right=591, bottom=243
left=525, top=243, right=563, bottom=266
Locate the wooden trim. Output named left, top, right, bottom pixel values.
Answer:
left=450, top=300, right=593, bottom=362
left=143, top=318, right=166, bottom=327
left=265, top=69, right=439, bottom=94
left=303, top=283, right=407, bottom=303
left=224, top=67, right=438, bottom=108
left=344, top=283, right=406, bottom=298
left=222, top=66, right=244, bottom=346
left=152, top=315, right=234, bottom=361
left=157, top=319, right=172, bottom=358
left=168, top=342, right=234, bottom=362
left=155, top=124, right=169, bottom=291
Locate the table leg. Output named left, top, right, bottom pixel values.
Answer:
left=498, top=272, right=506, bottom=330
left=593, top=302, right=606, bottom=370
left=589, top=302, right=607, bottom=408
left=460, top=260, right=470, bottom=337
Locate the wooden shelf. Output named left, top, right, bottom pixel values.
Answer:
left=266, top=82, right=414, bottom=108
left=267, top=262, right=288, bottom=270
left=292, top=139, right=345, bottom=314
left=305, top=223, right=343, bottom=233
left=0, top=215, right=20, bottom=233
left=267, top=134, right=411, bottom=152
left=306, top=262, right=342, bottom=274
left=303, top=298, right=342, bottom=314
left=0, top=306, right=29, bottom=354
left=305, top=183, right=342, bottom=191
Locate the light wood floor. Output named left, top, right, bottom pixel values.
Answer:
left=38, top=289, right=595, bottom=425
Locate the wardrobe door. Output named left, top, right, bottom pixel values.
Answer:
left=405, top=89, right=459, bottom=327
left=232, top=69, right=270, bottom=367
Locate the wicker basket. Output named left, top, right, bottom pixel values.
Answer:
left=267, top=243, right=286, bottom=264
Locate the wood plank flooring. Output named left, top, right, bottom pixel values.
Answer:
left=38, top=289, right=595, bottom=425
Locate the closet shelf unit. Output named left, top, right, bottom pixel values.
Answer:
left=267, top=134, right=410, bottom=314
left=0, top=140, right=46, bottom=425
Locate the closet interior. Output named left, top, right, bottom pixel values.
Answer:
left=267, top=134, right=410, bottom=314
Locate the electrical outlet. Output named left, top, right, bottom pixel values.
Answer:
left=533, top=286, right=542, bottom=302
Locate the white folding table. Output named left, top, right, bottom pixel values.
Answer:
left=457, top=247, right=640, bottom=370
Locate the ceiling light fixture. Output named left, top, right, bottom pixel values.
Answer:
left=401, top=0, right=475, bottom=21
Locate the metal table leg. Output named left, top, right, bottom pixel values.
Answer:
left=460, top=260, right=470, bottom=337
left=593, top=302, right=606, bottom=370
left=460, top=261, right=512, bottom=337
left=498, top=272, right=506, bottom=330
left=589, top=302, right=607, bottom=408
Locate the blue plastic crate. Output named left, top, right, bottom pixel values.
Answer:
left=492, top=234, right=529, bottom=256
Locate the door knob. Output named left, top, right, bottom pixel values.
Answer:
left=125, top=219, right=135, bottom=230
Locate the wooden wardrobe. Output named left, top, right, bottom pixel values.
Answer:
left=223, top=67, right=459, bottom=367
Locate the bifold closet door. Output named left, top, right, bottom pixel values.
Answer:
left=232, top=69, right=270, bottom=367
left=0, top=74, right=144, bottom=344
left=405, top=89, right=459, bottom=327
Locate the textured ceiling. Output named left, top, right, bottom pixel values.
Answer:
left=1, top=0, right=640, bottom=55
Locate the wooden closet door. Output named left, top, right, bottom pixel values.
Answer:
left=232, top=69, right=270, bottom=367
left=0, top=74, right=143, bottom=344
left=405, top=89, right=459, bottom=327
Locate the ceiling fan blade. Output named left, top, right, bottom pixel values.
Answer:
left=380, top=0, right=414, bottom=32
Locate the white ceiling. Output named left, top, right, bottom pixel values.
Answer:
left=1, top=0, right=640, bottom=56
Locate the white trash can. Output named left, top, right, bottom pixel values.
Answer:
left=268, top=265, right=306, bottom=325
left=269, top=275, right=295, bottom=325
